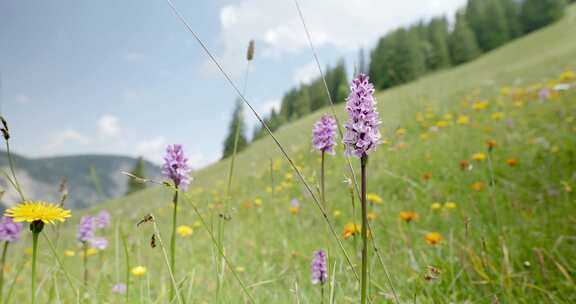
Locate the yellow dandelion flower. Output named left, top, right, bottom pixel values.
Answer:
left=131, top=266, right=147, bottom=276
left=457, top=115, right=470, bottom=125
left=342, top=222, right=361, bottom=240
left=559, top=70, right=575, bottom=82
left=435, top=120, right=449, bottom=128
left=491, top=112, right=505, bottom=121
left=431, top=203, right=442, bottom=210
left=265, top=186, right=272, bottom=193
left=472, top=153, right=487, bottom=161
left=333, top=210, right=341, bottom=218
left=5, top=201, right=71, bottom=224
left=444, top=202, right=457, bottom=209
left=425, top=232, right=442, bottom=245
left=64, top=250, right=76, bottom=257
left=254, top=198, right=263, bottom=207
left=472, top=100, right=489, bottom=111
left=289, top=207, right=299, bottom=215
left=399, top=211, right=418, bottom=223
left=176, top=225, right=193, bottom=237
left=80, top=248, right=98, bottom=257
left=366, top=193, right=383, bottom=205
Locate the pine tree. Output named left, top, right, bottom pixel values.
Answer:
left=222, top=100, right=249, bottom=159
left=521, top=0, right=567, bottom=33
left=369, top=32, right=399, bottom=89
left=391, top=28, right=426, bottom=85
left=501, top=0, right=523, bottom=38
left=327, top=59, right=349, bottom=104
left=465, top=0, right=486, bottom=49
left=427, top=17, right=451, bottom=69
left=292, top=86, right=311, bottom=118
left=279, top=88, right=299, bottom=121
left=450, top=12, right=481, bottom=65
left=126, top=156, right=146, bottom=195
left=482, top=0, right=510, bottom=50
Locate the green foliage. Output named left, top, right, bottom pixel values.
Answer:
left=126, top=157, right=146, bottom=195
left=450, top=12, right=481, bottom=65
left=521, top=0, right=567, bottom=33
left=222, top=100, right=249, bottom=159
left=254, top=62, right=348, bottom=142
left=427, top=17, right=452, bottom=69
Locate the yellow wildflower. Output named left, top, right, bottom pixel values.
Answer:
left=131, top=266, right=147, bottom=276
left=176, top=225, right=193, bottom=237
left=5, top=201, right=71, bottom=224
left=64, top=250, right=76, bottom=257
left=431, top=203, right=442, bottom=210
left=444, top=202, right=457, bottom=209
left=472, top=153, right=487, bottom=161
left=366, top=193, right=383, bottom=205
left=399, top=211, right=418, bottom=223
left=342, top=223, right=361, bottom=240
left=425, top=232, right=442, bottom=245
left=457, top=115, right=470, bottom=125
left=472, top=100, right=489, bottom=111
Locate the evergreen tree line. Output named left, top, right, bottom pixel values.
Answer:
left=370, top=0, right=568, bottom=90
left=222, top=0, right=569, bottom=157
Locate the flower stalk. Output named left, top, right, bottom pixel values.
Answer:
left=0, top=241, right=8, bottom=303
left=169, top=191, right=178, bottom=301
left=360, top=156, right=368, bottom=304
left=30, top=220, right=44, bottom=304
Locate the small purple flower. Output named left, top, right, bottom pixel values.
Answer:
left=312, top=114, right=337, bottom=154
left=162, top=144, right=192, bottom=191
left=311, top=250, right=328, bottom=285
left=77, top=215, right=95, bottom=243
left=343, top=74, right=381, bottom=158
left=111, top=283, right=127, bottom=294
left=539, top=88, right=550, bottom=100
left=94, top=210, right=111, bottom=229
left=0, top=216, right=23, bottom=242
left=291, top=198, right=300, bottom=209
left=89, top=237, right=109, bottom=250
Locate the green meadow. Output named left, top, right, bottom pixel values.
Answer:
left=4, top=4, right=576, bottom=304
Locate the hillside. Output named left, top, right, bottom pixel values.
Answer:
left=6, top=4, right=576, bottom=304
left=0, top=152, right=161, bottom=209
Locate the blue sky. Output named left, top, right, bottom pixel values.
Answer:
left=0, top=0, right=465, bottom=168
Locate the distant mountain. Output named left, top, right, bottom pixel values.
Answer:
left=0, top=152, right=161, bottom=209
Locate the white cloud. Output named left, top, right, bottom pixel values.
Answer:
left=15, top=95, right=31, bottom=104
left=213, top=0, right=466, bottom=74
left=293, top=61, right=320, bottom=85
left=43, top=129, right=90, bottom=153
left=135, top=136, right=166, bottom=163
left=259, top=98, right=281, bottom=113
left=97, top=115, right=121, bottom=138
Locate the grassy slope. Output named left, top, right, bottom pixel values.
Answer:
left=11, top=5, right=576, bottom=303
